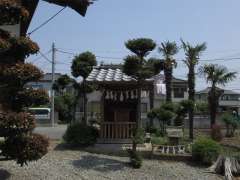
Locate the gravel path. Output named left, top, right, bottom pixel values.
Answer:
left=0, top=145, right=222, bottom=180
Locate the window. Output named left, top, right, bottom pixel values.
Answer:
left=141, top=103, right=148, bottom=113
left=173, top=88, right=184, bottom=98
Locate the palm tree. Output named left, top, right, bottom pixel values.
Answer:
left=181, top=40, right=206, bottom=139
left=199, top=64, right=237, bottom=127
left=158, top=41, right=178, bottom=102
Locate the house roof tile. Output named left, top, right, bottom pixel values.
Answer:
left=86, top=67, right=136, bottom=82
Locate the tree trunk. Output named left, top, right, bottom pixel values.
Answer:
left=137, top=85, right=141, bottom=128
left=164, top=68, right=173, bottom=102
left=149, top=86, right=154, bottom=127
left=188, top=67, right=195, bottom=140
left=208, top=87, right=222, bottom=128
left=209, top=155, right=240, bottom=180
left=208, top=89, right=216, bottom=127
left=83, top=80, right=87, bottom=125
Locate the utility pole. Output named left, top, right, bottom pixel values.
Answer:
left=51, top=42, right=56, bottom=127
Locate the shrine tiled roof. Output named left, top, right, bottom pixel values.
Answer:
left=86, top=67, right=136, bottom=82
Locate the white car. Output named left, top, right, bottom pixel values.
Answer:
left=28, top=108, right=51, bottom=121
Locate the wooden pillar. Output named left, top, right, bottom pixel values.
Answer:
left=100, top=89, right=105, bottom=138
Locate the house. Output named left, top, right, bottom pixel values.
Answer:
left=196, top=87, right=240, bottom=114
left=80, top=65, right=188, bottom=142
left=1, top=0, right=39, bottom=37
left=27, top=73, right=63, bottom=97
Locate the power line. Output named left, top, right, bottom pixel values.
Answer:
left=28, top=7, right=66, bottom=36
left=39, top=51, right=52, bottom=63
left=57, top=48, right=240, bottom=62
left=29, top=50, right=52, bottom=63
left=56, top=49, right=123, bottom=60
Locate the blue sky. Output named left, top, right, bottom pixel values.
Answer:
left=27, top=0, right=240, bottom=91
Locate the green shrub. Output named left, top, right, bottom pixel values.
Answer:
left=127, top=149, right=142, bottom=168
left=221, top=112, right=240, bottom=137
left=192, top=137, right=221, bottom=165
left=132, top=128, right=145, bottom=144
left=151, top=135, right=168, bottom=145
left=63, top=122, right=99, bottom=147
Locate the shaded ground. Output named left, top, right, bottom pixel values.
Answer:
left=0, top=142, right=223, bottom=180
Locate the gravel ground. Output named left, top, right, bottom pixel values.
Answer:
left=0, top=144, right=223, bottom=180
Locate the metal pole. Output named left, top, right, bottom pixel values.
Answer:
left=51, top=43, right=56, bottom=127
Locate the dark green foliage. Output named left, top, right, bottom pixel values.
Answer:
left=151, top=135, right=168, bottom=145
left=147, top=58, right=164, bottom=75
left=132, top=128, right=145, bottom=145
left=192, top=137, right=221, bottom=165
left=148, top=103, right=175, bottom=135
left=55, top=93, right=75, bottom=123
left=63, top=122, right=99, bottom=146
left=123, top=38, right=157, bottom=80
left=211, top=124, right=223, bottom=142
left=1, top=133, right=49, bottom=166
left=221, top=112, right=240, bottom=137
left=127, top=149, right=142, bottom=169
left=71, top=51, right=97, bottom=124
left=174, top=100, right=194, bottom=126
left=71, top=51, right=97, bottom=78
left=53, top=74, right=73, bottom=91
left=123, top=55, right=141, bottom=77
left=125, top=38, right=156, bottom=58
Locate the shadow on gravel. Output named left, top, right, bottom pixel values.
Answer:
left=72, top=155, right=127, bottom=172
left=0, top=169, right=11, bottom=180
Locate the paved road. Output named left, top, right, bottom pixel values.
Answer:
left=34, top=125, right=67, bottom=140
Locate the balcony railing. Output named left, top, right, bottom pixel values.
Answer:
left=100, top=122, right=136, bottom=139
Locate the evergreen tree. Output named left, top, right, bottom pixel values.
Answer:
left=71, top=51, right=97, bottom=124
left=123, top=38, right=156, bottom=154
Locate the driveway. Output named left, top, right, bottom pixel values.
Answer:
left=0, top=144, right=223, bottom=180
left=34, top=125, right=67, bottom=140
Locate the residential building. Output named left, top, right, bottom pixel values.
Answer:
left=196, top=87, right=240, bottom=114
left=26, top=73, right=67, bottom=97
left=193, top=87, right=240, bottom=128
